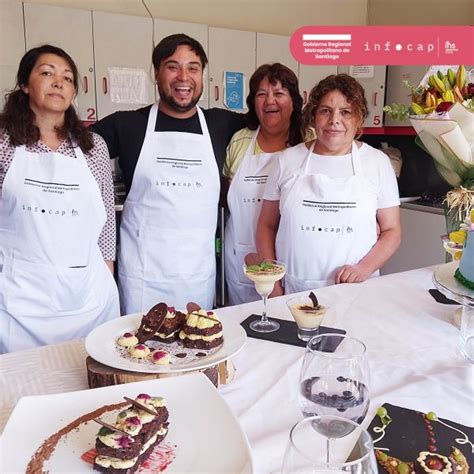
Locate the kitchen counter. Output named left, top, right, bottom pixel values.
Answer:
left=400, top=200, right=444, bottom=215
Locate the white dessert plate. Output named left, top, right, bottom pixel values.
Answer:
left=0, top=374, right=253, bottom=473
left=85, top=313, right=247, bottom=373
left=433, top=261, right=474, bottom=304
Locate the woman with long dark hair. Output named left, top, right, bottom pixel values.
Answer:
left=0, top=45, right=119, bottom=353
left=224, top=63, right=303, bottom=305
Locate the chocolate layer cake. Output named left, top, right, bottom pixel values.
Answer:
left=93, top=394, right=169, bottom=473
left=135, top=303, right=167, bottom=344
left=369, top=404, right=472, bottom=474
left=152, top=307, right=186, bottom=343
left=179, top=309, right=223, bottom=350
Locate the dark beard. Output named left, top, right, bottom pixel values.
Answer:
left=157, top=84, right=202, bottom=113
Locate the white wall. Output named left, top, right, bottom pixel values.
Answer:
left=17, top=0, right=473, bottom=35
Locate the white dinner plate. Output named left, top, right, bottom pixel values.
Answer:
left=433, top=261, right=474, bottom=304
left=85, top=313, right=247, bottom=373
left=0, top=374, right=253, bottom=473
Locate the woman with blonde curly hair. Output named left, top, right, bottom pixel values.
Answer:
left=256, top=74, right=401, bottom=295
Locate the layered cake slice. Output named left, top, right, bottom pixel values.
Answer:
left=152, top=306, right=186, bottom=343
left=93, top=394, right=169, bottom=473
left=135, top=303, right=168, bottom=344
left=179, top=308, right=223, bottom=350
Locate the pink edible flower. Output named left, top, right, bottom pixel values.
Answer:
left=118, top=435, right=134, bottom=448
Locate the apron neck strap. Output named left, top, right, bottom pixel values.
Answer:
left=195, top=106, right=210, bottom=137
left=147, top=103, right=159, bottom=133
left=302, top=140, right=317, bottom=174
left=351, top=141, right=362, bottom=175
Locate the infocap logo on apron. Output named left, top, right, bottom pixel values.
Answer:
left=0, top=143, right=119, bottom=353
left=276, top=141, right=378, bottom=294
left=118, top=103, right=220, bottom=313
left=225, top=127, right=279, bottom=305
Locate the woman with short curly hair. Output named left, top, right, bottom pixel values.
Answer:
left=256, top=73, right=401, bottom=295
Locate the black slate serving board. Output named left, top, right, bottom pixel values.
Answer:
left=240, top=314, right=346, bottom=350
left=368, top=403, right=474, bottom=472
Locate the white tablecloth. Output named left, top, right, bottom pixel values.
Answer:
left=1, top=265, right=473, bottom=473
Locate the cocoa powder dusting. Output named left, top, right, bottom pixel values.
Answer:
left=26, top=401, right=128, bottom=473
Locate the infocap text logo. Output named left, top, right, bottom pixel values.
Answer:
left=290, top=26, right=473, bottom=66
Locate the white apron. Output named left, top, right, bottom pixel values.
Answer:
left=118, top=104, right=220, bottom=313
left=225, top=128, right=277, bottom=305
left=0, top=143, right=119, bottom=353
left=276, top=141, right=378, bottom=294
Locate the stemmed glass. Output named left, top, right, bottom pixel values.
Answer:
left=281, top=415, right=378, bottom=473
left=243, top=259, right=286, bottom=333
left=298, top=334, right=370, bottom=466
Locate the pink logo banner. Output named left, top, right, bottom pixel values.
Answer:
left=290, top=26, right=473, bottom=65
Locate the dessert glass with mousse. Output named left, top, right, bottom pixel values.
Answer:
left=243, top=260, right=286, bottom=333
left=287, top=295, right=327, bottom=341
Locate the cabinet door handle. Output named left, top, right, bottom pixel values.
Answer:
left=214, top=85, right=219, bottom=101
left=102, top=77, right=108, bottom=95
left=83, top=76, right=88, bottom=93
left=303, top=90, right=308, bottom=104
left=373, top=92, right=378, bottom=106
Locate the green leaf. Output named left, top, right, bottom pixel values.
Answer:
left=245, top=265, right=261, bottom=273
left=381, top=414, right=392, bottom=427
left=98, top=426, right=114, bottom=436
left=383, top=103, right=409, bottom=122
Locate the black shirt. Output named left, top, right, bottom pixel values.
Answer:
left=90, top=105, right=246, bottom=193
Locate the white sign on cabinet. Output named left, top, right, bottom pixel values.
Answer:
left=93, top=11, right=154, bottom=119
left=208, top=27, right=256, bottom=111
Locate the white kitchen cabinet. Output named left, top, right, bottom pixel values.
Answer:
left=93, top=11, right=154, bottom=119
left=153, top=18, right=209, bottom=108
left=0, top=0, right=25, bottom=109
left=23, top=3, right=96, bottom=121
left=208, top=27, right=256, bottom=111
left=256, top=33, right=298, bottom=74
left=338, top=65, right=386, bottom=128
left=384, top=66, right=428, bottom=127
left=381, top=206, right=446, bottom=275
left=298, top=65, right=338, bottom=106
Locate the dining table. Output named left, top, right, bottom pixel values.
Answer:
left=1, top=264, right=473, bottom=473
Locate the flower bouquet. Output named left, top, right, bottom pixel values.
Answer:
left=384, top=65, right=474, bottom=234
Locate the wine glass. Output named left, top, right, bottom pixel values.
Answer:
left=281, top=415, right=378, bottom=473
left=298, top=334, right=370, bottom=465
left=242, top=259, right=286, bottom=333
